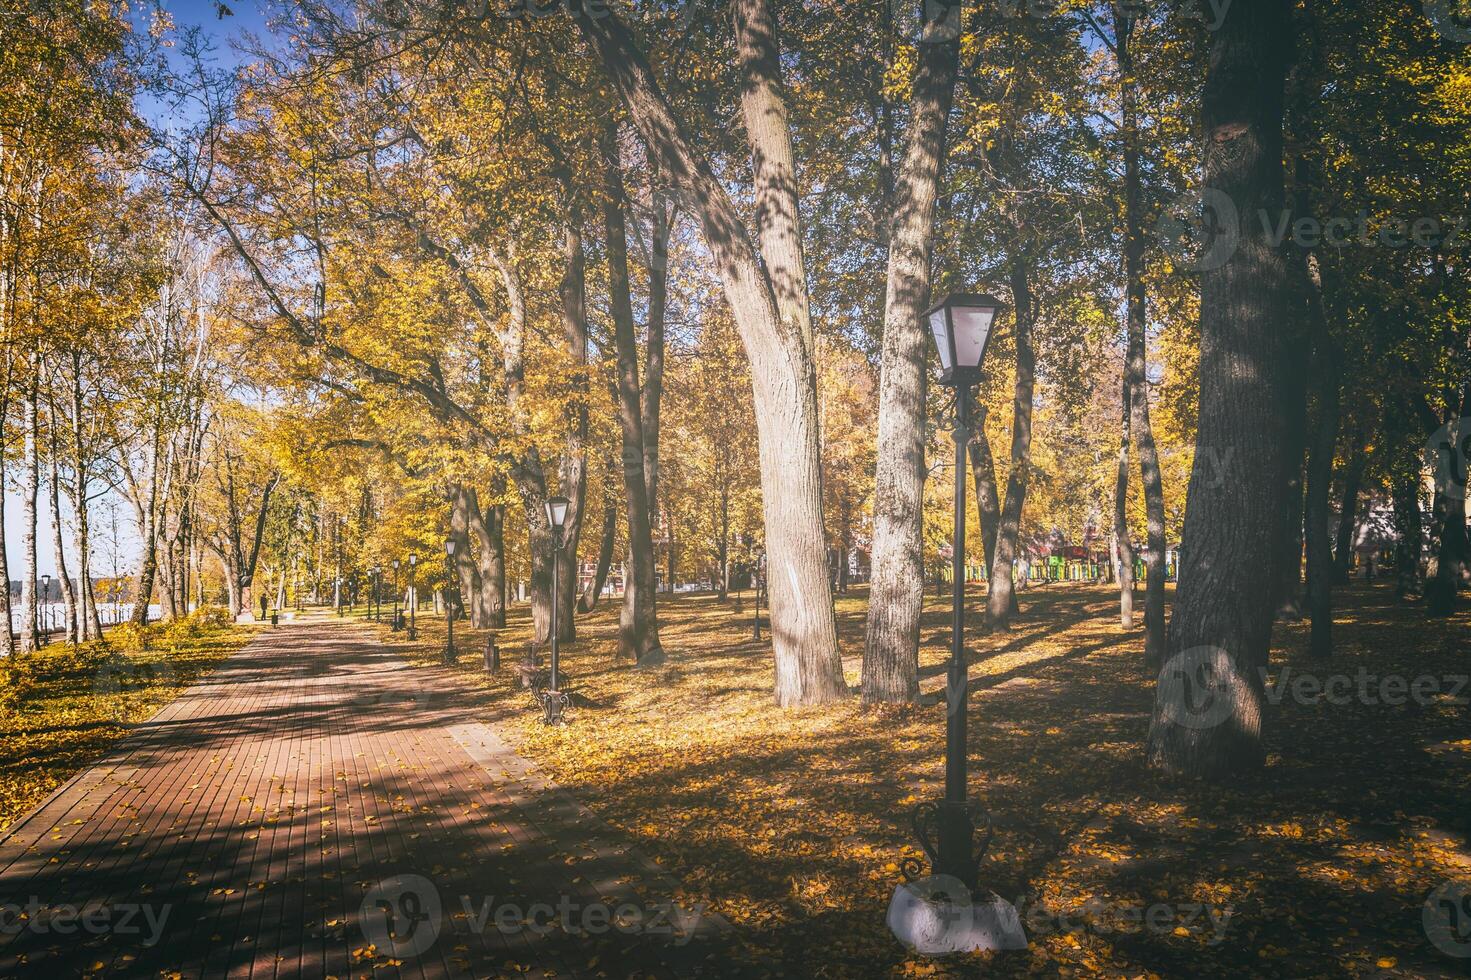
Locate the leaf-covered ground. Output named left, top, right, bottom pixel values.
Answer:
left=0, top=612, right=253, bottom=833
left=379, top=584, right=1467, bottom=977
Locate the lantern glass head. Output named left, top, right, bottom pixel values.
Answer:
left=545, top=497, right=570, bottom=531
left=444, top=538, right=457, bottom=557
left=924, top=292, right=1004, bottom=387
left=409, top=554, right=417, bottom=568
left=392, top=559, right=400, bottom=570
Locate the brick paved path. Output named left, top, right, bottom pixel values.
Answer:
left=0, top=617, right=727, bottom=978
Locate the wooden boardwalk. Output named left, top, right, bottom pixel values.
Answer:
left=0, top=616, right=727, bottom=978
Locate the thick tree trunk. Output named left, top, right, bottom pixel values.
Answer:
left=1427, top=385, right=1471, bottom=616
left=468, top=491, right=506, bottom=627
left=862, top=0, right=963, bottom=703
left=1392, top=463, right=1424, bottom=601
left=985, top=258, right=1037, bottom=629
left=1145, top=0, right=1293, bottom=778
left=1427, top=489, right=1468, bottom=616
left=577, top=0, right=845, bottom=704
left=602, top=121, right=664, bottom=664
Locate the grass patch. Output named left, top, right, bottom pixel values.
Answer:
left=375, top=583, right=1471, bottom=977
left=0, top=608, right=253, bottom=833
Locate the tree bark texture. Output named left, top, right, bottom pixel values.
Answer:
left=1145, top=0, right=1294, bottom=778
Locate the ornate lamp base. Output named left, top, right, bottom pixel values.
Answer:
left=903, top=799, right=994, bottom=895
left=537, top=688, right=570, bottom=725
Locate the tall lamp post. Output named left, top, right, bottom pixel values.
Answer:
left=443, top=539, right=457, bottom=664
left=371, top=566, right=381, bottom=622
left=904, top=292, right=1003, bottom=896
left=391, top=559, right=401, bottom=631
left=538, top=497, right=571, bottom=725
left=407, top=555, right=418, bottom=640
left=41, top=574, right=51, bottom=642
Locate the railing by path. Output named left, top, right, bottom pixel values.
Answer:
left=7, top=603, right=163, bottom=644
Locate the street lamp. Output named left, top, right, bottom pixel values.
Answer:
left=906, top=292, right=1002, bottom=896
left=371, top=566, right=381, bottom=622
left=391, top=559, right=401, bottom=631
left=407, top=554, right=418, bottom=640
left=443, top=539, right=457, bottom=664
left=539, top=496, right=571, bottom=725
left=336, top=576, right=344, bottom=617
left=41, top=574, right=51, bottom=641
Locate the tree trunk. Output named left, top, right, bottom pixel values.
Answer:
left=837, top=500, right=851, bottom=594
left=862, top=0, right=963, bottom=703
left=1116, top=10, right=1169, bottom=666
left=47, top=433, right=78, bottom=644
left=20, top=361, right=39, bottom=652
left=1114, top=377, right=1136, bottom=628
left=968, top=409, right=1002, bottom=572
left=665, top=494, right=676, bottom=594
left=514, top=219, right=592, bottom=647
left=1333, top=428, right=1366, bottom=584
left=1392, top=462, right=1424, bottom=601
left=642, top=185, right=670, bottom=511
left=602, top=120, right=664, bottom=664
left=449, top=485, right=477, bottom=625
left=578, top=497, right=615, bottom=613
left=0, top=383, right=13, bottom=658
left=1426, top=385, right=1471, bottom=617
left=1145, top=0, right=1293, bottom=779
left=576, top=0, right=845, bottom=704
left=554, top=219, right=590, bottom=644
left=717, top=480, right=731, bottom=600
left=1302, top=255, right=1339, bottom=658
left=470, top=491, right=506, bottom=627
left=1275, top=354, right=1309, bottom=620
left=131, top=428, right=161, bottom=627
left=985, top=257, right=1037, bottom=629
